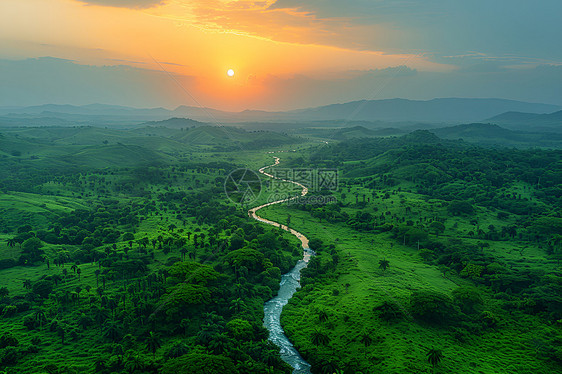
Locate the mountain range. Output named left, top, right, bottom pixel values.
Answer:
left=1, top=98, right=560, bottom=127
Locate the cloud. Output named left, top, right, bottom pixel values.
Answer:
left=76, top=0, right=166, bottom=9
left=267, top=0, right=562, bottom=64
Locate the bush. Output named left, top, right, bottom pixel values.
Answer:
left=480, top=311, right=499, bottom=328
left=32, top=280, right=54, bottom=299
left=374, top=300, right=405, bottom=321
left=410, top=290, right=457, bottom=324
left=452, top=286, right=483, bottom=313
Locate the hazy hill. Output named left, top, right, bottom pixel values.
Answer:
left=140, top=117, right=206, bottom=129
left=431, top=123, right=562, bottom=148
left=3, top=98, right=559, bottom=126
left=487, top=110, right=562, bottom=132
left=289, top=98, right=560, bottom=123
left=176, top=125, right=298, bottom=149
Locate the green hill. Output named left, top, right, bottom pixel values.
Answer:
left=176, top=125, right=299, bottom=149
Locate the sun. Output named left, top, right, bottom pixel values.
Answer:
left=227, top=69, right=235, bottom=77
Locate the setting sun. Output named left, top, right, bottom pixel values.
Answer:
left=227, top=69, right=235, bottom=77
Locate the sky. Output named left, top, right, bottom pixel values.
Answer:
left=0, top=0, right=561, bottom=111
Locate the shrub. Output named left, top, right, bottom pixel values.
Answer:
left=374, top=300, right=405, bottom=321
left=410, top=290, right=457, bottom=324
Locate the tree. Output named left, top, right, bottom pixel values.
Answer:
left=311, top=329, right=330, bottom=347
left=379, top=258, right=390, bottom=274
left=180, top=247, right=188, bottom=261
left=34, top=309, right=47, bottom=328
left=21, top=237, right=44, bottom=263
left=77, top=313, right=92, bottom=330
left=146, top=331, right=161, bottom=358
left=57, top=325, right=66, bottom=344
left=426, top=347, right=443, bottom=372
left=374, top=300, right=405, bottom=321
left=94, top=269, right=101, bottom=287
left=229, top=298, right=245, bottom=314
left=428, top=221, right=445, bottom=238
left=410, top=290, right=456, bottom=324
left=124, top=353, right=145, bottom=373
left=318, top=310, right=329, bottom=323
left=451, top=286, right=482, bottom=313
left=103, top=320, right=121, bottom=342
left=32, top=280, right=54, bottom=299
left=359, top=333, right=373, bottom=358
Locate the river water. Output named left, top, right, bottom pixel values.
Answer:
left=248, top=156, right=313, bottom=374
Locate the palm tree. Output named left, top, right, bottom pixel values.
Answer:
left=311, top=329, right=330, bottom=347
left=124, top=353, right=144, bottom=373
left=319, top=360, right=338, bottom=374
left=146, top=331, right=161, bottom=358
left=318, top=310, right=329, bottom=323
left=208, top=333, right=230, bottom=354
left=94, top=269, right=101, bottom=287
left=6, top=237, right=16, bottom=248
left=379, top=258, right=390, bottom=274
left=76, top=268, right=81, bottom=280
left=57, top=325, right=66, bottom=344
left=180, top=247, right=188, bottom=261
left=359, top=332, right=373, bottom=358
left=77, top=313, right=91, bottom=330
left=180, top=318, right=191, bottom=335
left=427, top=347, right=443, bottom=372
left=34, top=309, right=47, bottom=328
left=229, top=298, right=245, bottom=314
left=103, top=320, right=121, bottom=342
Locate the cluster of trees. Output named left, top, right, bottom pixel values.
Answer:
left=0, top=153, right=307, bottom=373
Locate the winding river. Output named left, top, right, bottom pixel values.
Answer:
left=248, top=156, right=313, bottom=374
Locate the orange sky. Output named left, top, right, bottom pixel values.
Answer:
left=0, top=0, right=451, bottom=109
left=3, top=0, right=559, bottom=110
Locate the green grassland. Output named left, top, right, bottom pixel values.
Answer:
left=0, top=126, right=561, bottom=374
left=260, top=187, right=561, bottom=373
left=256, top=136, right=562, bottom=373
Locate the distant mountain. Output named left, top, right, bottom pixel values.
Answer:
left=1, top=98, right=560, bottom=126
left=0, top=103, right=170, bottom=117
left=141, top=117, right=206, bottom=129
left=487, top=110, right=562, bottom=132
left=288, top=98, right=560, bottom=123
left=431, top=123, right=562, bottom=148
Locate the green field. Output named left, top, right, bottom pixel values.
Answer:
left=0, top=125, right=561, bottom=374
